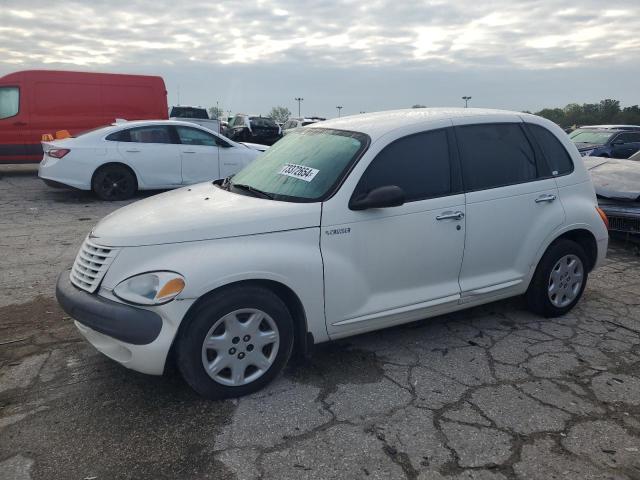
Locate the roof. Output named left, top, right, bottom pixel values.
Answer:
left=310, top=108, right=531, bottom=141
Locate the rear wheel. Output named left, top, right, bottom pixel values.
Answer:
left=176, top=286, right=294, bottom=399
left=526, top=239, right=588, bottom=317
left=92, top=164, right=137, bottom=201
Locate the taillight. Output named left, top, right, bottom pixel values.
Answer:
left=48, top=149, right=70, bottom=159
left=596, top=206, right=609, bottom=230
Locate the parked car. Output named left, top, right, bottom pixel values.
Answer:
left=0, top=70, right=168, bottom=164
left=56, top=108, right=608, bottom=399
left=282, top=117, right=325, bottom=135
left=169, top=105, right=220, bottom=133
left=584, top=156, right=640, bottom=237
left=227, top=114, right=281, bottom=145
left=38, top=120, right=262, bottom=200
left=579, top=124, right=640, bottom=131
left=569, top=128, right=640, bottom=158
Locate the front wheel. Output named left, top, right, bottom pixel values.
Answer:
left=176, top=286, right=294, bottom=399
left=526, top=239, right=588, bottom=317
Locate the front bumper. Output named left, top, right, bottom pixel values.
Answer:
left=56, top=271, right=162, bottom=345
left=599, top=203, right=640, bottom=235
left=56, top=271, right=188, bottom=375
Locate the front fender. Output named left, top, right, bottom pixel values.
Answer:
left=101, top=228, right=328, bottom=343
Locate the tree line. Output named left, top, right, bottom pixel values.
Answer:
left=530, top=99, right=640, bottom=128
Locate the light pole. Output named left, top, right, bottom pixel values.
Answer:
left=294, top=97, right=304, bottom=117
left=462, top=96, right=472, bottom=108
left=336, top=105, right=343, bottom=117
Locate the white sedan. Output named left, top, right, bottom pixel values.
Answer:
left=38, top=120, right=265, bottom=200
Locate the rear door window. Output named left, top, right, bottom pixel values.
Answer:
left=526, top=124, right=573, bottom=175
left=353, top=129, right=454, bottom=202
left=456, top=123, right=537, bottom=191
left=125, top=126, right=175, bottom=144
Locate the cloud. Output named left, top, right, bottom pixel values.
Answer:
left=1, top=0, right=638, bottom=116
left=1, top=0, right=638, bottom=70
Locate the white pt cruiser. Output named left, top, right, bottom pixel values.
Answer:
left=57, top=108, right=609, bottom=399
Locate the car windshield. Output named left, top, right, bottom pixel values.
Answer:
left=250, top=117, right=277, bottom=128
left=229, top=128, right=369, bottom=202
left=171, top=107, right=209, bottom=119
left=569, top=129, right=615, bottom=144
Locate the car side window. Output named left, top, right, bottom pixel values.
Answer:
left=456, top=123, right=537, bottom=191
left=126, top=126, right=175, bottom=144
left=176, top=126, right=217, bottom=147
left=105, top=130, right=130, bottom=142
left=526, top=124, right=573, bottom=176
left=614, top=132, right=640, bottom=143
left=354, top=129, right=452, bottom=203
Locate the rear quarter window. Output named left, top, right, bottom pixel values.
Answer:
left=526, top=124, right=574, bottom=176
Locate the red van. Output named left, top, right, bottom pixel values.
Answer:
left=0, top=70, right=168, bottom=164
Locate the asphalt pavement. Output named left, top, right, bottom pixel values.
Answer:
left=1, top=167, right=639, bottom=479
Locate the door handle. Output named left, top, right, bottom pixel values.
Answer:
left=125, top=149, right=141, bottom=153
left=535, top=194, right=557, bottom=203
left=182, top=150, right=196, bottom=154
left=13, top=121, right=27, bottom=126
left=436, top=211, right=464, bottom=221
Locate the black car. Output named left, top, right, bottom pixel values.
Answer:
left=584, top=157, right=640, bottom=238
left=227, top=115, right=282, bottom=145
left=569, top=128, right=640, bottom=159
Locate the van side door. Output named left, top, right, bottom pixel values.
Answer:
left=321, top=127, right=466, bottom=338
left=0, top=83, right=29, bottom=162
left=454, top=120, right=564, bottom=301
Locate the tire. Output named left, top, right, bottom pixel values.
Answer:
left=176, top=286, right=294, bottom=399
left=92, top=164, right=137, bottom=201
left=526, top=239, right=588, bottom=318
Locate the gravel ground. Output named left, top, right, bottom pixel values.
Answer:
left=1, top=167, right=639, bottom=480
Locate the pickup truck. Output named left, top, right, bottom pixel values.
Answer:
left=169, top=105, right=220, bottom=133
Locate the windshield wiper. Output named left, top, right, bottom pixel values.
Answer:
left=231, top=183, right=274, bottom=200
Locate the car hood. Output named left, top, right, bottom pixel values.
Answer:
left=91, top=183, right=322, bottom=247
left=584, top=157, right=640, bottom=201
left=574, top=142, right=603, bottom=150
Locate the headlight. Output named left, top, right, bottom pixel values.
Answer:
left=113, top=271, right=185, bottom=305
left=580, top=149, right=594, bottom=157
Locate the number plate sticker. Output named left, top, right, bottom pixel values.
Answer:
left=278, top=163, right=319, bottom=182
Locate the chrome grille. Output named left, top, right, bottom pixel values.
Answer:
left=70, top=238, right=119, bottom=293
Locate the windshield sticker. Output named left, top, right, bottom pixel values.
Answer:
left=278, top=163, right=320, bottom=182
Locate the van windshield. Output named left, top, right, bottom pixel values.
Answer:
left=228, top=128, right=369, bottom=202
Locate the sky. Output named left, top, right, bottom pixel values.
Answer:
left=1, top=0, right=639, bottom=118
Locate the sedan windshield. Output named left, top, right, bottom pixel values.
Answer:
left=229, top=128, right=369, bottom=202
left=569, top=129, right=615, bottom=145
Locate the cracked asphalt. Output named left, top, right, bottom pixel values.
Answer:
left=1, top=166, right=640, bottom=480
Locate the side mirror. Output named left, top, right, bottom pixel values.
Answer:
left=349, top=185, right=405, bottom=211
left=612, top=139, right=625, bottom=145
